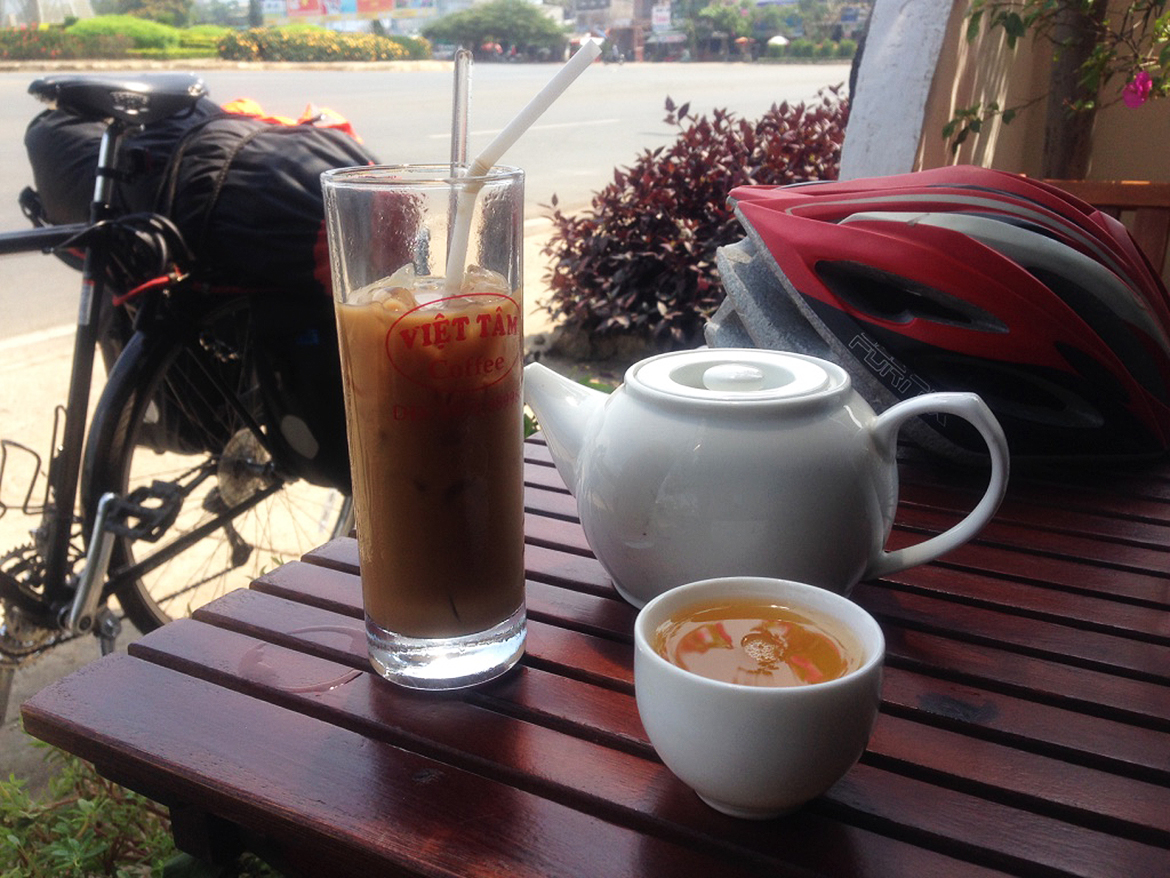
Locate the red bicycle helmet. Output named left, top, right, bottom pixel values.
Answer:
left=708, top=166, right=1170, bottom=463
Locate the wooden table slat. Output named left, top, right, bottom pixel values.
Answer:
left=824, top=762, right=1170, bottom=878
left=281, top=551, right=1170, bottom=732
left=866, top=713, right=1170, bottom=841
left=900, top=478, right=1170, bottom=533
left=855, top=584, right=1170, bottom=691
left=118, top=619, right=1008, bottom=878
left=22, top=654, right=761, bottom=878
left=522, top=462, right=573, bottom=494
left=180, top=589, right=1170, bottom=870
left=523, top=487, right=580, bottom=521
left=879, top=564, right=1170, bottom=643
left=881, top=668, right=1170, bottom=783
left=120, top=617, right=1167, bottom=877
left=888, top=504, right=1170, bottom=581
left=875, top=622, right=1169, bottom=730
left=258, top=556, right=1170, bottom=750
left=886, top=537, right=1170, bottom=607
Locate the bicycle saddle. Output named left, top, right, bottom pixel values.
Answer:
left=28, top=72, right=208, bottom=126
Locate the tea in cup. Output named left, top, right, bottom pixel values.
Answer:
left=634, top=576, right=884, bottom=818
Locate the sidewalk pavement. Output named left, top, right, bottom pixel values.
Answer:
left=0, top=217, right=562, bottom=797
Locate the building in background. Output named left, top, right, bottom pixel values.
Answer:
left=261, top=0, right=460, bottom=33
left=569, top=0, right=651, bottom=60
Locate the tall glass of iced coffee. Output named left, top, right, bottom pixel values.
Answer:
left=321, top=164, right=526, bottom=689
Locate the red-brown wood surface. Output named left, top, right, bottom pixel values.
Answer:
left=21, top=437, right=1170, bottom=878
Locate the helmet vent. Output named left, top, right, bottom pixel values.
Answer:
left=962, top=210, right=1064, bottom=242
left=815, top=260, right=1007, bottom=332
left=1030, top=267, right=1170, bottom=405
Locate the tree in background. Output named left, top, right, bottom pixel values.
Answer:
left=193, top=0, right=249, bottom=26
left=796, top=0, right=834, bottom=40
left=696, top=0, right=752, bottom=59
left=678, top=0, right=865, bottom=58
left=422, top=0, right=567, bottom=57
left=753, top=4, right=792, bottom=37
left=116, top=0, right=193, bottom=26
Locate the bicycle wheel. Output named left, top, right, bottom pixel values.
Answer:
left=82, top=296, right=353, bottom=632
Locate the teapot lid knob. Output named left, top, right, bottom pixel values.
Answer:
left=702, top=363, right=766, bottom=392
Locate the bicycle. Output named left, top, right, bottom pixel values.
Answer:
left=0, top=72, right=355, bottom=660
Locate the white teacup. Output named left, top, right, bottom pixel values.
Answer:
left=634, top=576, right=885, bottom=819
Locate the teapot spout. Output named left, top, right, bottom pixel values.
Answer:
left=523, top=361, right=606, bottom=495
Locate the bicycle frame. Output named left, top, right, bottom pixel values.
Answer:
left=0, top=223, right=86, bottom=256
left=0, top=118, right=131, bottom=634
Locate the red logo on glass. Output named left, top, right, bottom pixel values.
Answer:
left=386, top=293, right=522, bottom=393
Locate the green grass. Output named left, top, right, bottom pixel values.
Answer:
left=1, top=737, right=280, bottom=877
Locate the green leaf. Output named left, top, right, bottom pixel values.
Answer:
left=967, top=8, right=985, bottom=41
left=999, top=12, right=1027, bottom=47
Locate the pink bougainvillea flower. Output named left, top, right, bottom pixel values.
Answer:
left=1123, top=70, right=1154, bottom=108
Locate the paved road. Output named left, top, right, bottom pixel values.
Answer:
left=0, top=61, right=850, bottom=338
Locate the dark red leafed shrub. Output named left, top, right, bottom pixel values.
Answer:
left=540, top=87, right=849, bottom=346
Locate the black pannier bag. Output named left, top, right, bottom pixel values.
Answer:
left=154, top=113, right=379, bottom=491
left=155, top=112, right=377, bottom=296
left=23, top=96, right=224, bottom=225
left=24, top=100, right=378, bottom=492
left=25, top=98, right=378, bottom=295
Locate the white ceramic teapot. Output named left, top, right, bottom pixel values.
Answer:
left=524, top=349, right=1010, bottom=607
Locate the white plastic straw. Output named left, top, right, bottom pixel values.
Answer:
left=444, top=41, right=601, bottom=288
left=466, top=41, right=601, bottom=178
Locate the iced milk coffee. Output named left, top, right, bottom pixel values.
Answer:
left=323, top=162, right=527, bottom=689
left=336, top=269, right=525, bottom=642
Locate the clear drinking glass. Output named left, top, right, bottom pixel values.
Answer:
left=321, top=164, right=526, bottom=689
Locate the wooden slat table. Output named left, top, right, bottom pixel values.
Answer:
left=21, top=437, right=1170, bottom=877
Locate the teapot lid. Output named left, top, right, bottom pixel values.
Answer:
left=628, top=349, right=848, bottom=405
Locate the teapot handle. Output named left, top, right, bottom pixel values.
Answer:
left=864, top=392, right=1010, bottom=581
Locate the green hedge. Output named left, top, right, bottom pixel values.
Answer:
left=0, top=26, right=132, bottom=59
left=181, top=24, right=233, bottom=50
left=766, top=38, right=856, bottom=60
left=66, top=14, right=181, bottom=49
left=0, top=21, right=429, bottom=63
left=219, top=25, right=430, bottom=62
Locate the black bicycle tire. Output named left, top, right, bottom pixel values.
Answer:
left=82, top=296, right=352, bottom=632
